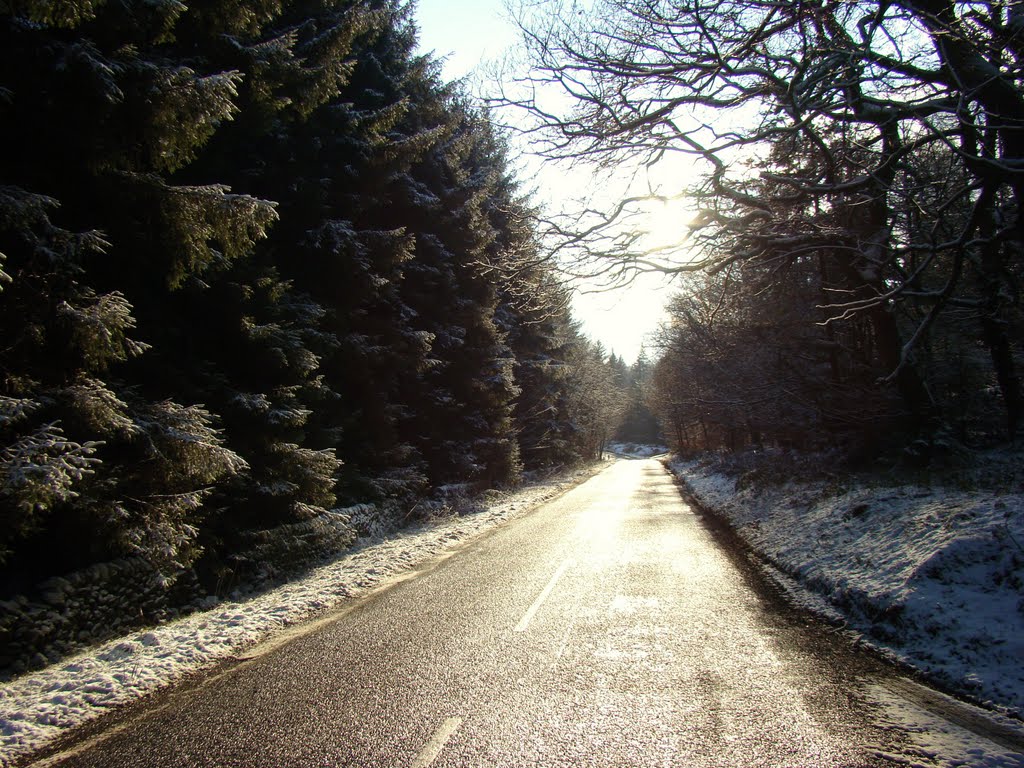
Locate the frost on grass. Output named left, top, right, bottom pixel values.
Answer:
left=669, top=453, right=1024, bottom=719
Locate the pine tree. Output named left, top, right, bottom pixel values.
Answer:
left=615, top=348, right=661, bottom=444
left=395, top=99, right=525, bottom=488
left=0, top=0, right=604, bottom=612
left=501, top=282, right=581, bottom=470
left=138, top=1, right=373, bottom=572
left=0, top=0, right=273, bottom=586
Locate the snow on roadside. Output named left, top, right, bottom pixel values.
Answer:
left=867, top=684, right=1024, bottom=768
left=607, top=442, right=669, bottom=459
left=667, top=455, right=1024, bottom=721
left=0, top=468, right=592, bottom=767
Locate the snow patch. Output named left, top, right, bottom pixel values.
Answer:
left=866, top=684, right=1024, bottom=767
left=607, top=442, right=668, bottom=459
left=667, top=455, right=1024, bottom=719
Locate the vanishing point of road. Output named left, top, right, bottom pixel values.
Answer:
left=21, top=458, right=1005, bottom=766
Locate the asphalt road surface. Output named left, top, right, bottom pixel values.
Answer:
left=21, top=458, right=1007, bottom=766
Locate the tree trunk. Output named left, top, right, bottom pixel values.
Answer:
left=981, top=311, right=1023, bottom=442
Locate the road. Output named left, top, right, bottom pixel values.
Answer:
left=21, top=458, right=998, bottom=766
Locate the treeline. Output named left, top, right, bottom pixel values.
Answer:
left=609, top=350, right=660, bottom=446
left=506, top=0, right=1024, bottom=464
left=650, top=241, right=1023, bottom=460
left=0, top=0, right=621, bottom=604
left=652, top=217, right=1023, bottom=460
left=640, top=3, right=1024, bottom=462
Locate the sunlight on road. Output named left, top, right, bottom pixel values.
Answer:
left=488, top=459, right=869, bottom=767
left=24, top=459, right=1008, bottom=767
left=569, top=461, right=636, bottom=561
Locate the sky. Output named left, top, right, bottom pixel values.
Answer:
left=413, top=0, right=674, bottom=363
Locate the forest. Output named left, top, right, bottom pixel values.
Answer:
left=0, top=0, right=644, bottom=670
left=500, top=0, right=1024, bottom=465
left=4, top=0, right=1023, bottom=675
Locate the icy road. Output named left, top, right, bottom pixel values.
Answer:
left=20, top=459, right=1024, bottom=767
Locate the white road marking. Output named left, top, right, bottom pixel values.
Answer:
left=410, top=716, right=463, bottom=768
left=514, top=558, right=574, bottom=632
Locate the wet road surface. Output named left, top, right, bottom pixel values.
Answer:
left=21, top=459, right=1005, bottom=766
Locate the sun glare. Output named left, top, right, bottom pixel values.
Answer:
left=639, top=197, right=697, bottom=253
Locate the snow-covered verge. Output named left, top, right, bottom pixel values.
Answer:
left=0, top=467, right=595, bottom=767
left=667, top=453, right=1024, bottom=721
left=607, top=441, right=669, bottom=459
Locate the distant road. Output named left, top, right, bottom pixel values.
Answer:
left=24, top=459, right=996, bottom=766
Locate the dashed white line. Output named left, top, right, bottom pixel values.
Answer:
left=411, top=717, right=463, bottom=768
left=514, top=558, right=574, bottom=632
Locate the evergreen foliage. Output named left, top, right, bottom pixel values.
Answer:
left=0, top=0, right=606, bottom=655
left=613, top=349, right=661, bottom=445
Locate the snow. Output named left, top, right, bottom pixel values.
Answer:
left=0, top=468, right=593, bottom=767
left=666, top=455, right=1024, bottom=720
left=867, top=684, right=1024, bottom=767
left=607, top=441, right=668, bottom=459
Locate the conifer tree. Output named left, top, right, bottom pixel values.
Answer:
left=615, top=348, right=661, bottom=444
left=0, top=0, right=270, bottom=585
left=395, top=98, right=525, bottom=488
left=280, top=1, right=436, bottom=504
left=0, top=0, right=605, bottom=612
left=140, top=1, right=371, bottom=567
left=500, top=274, right=581, bottom=470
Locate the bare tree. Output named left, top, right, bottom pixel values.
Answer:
left=493, top=0, right=1024, bottom=442
left=564, top=339, right=627, bottom=458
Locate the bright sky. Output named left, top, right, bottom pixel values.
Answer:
left=413, top=0, right=674, bottom=364
left=414, top=0, right=519, bottom=83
